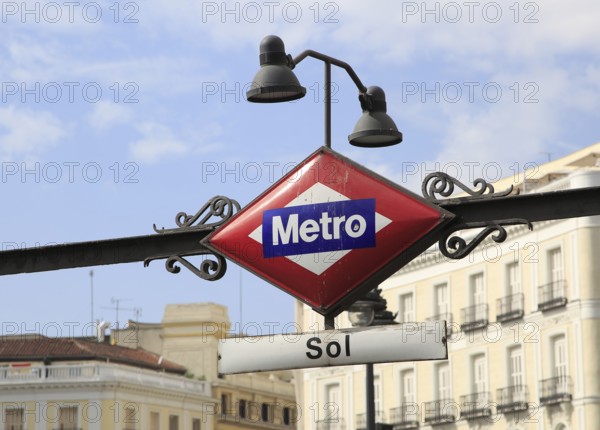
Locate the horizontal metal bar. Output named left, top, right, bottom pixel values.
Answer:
left=0, top=230, right=211, bottom=276
left=292, top=50, right=368, bottom=93
left=2, top=186, right=599, bottom=278
left=440, top=186, right=600, bottom=224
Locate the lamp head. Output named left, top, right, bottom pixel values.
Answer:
left=348, top=86, right=403, bottom=147
left=246, top=35, right=306, bottom=103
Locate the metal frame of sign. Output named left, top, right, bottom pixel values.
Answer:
left=203, top=146, right=455, bottom=317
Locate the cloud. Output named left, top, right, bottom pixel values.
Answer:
left=87, top=101, right=133, bottom=130
left=128, top=121, right=225, bottom=164
left=129, top=122, right=188, bottom=164
left=0, top=106, right=68, bottom=157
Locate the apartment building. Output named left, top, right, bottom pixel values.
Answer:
left=113, top=302, right=298, bottom=430
left=0, top=302, right=298, bottom=430
left=296, top=142, right=600, bottom=430
left=0, top=335, right=214, bottom=430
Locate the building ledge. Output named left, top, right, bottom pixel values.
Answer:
left=461, top=320, right=488, bottom=332
left=423, top=415, right=456, bottom=425
left=497, top=402, right=528, bottom=414
left=497, top=309, right=524, bottom=323
left=540, top=393, right=572, bottom=406
left=538, top=298, right=568, bottom=312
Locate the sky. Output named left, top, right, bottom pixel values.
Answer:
left=1, top=0, right=599, bottom=339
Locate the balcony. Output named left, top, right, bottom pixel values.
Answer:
left=539, top=376, right=572, bottom=406
left=423, top=399, right=457, bottom=425
left=0, top=363, right=211, bottom=398
left=496, top=293, right=524, bottom=323
left=426, top=312, right=454, bottom=337
left=459, top=392, right=492, bottom=420
left=389, top=405, right=419, bottom=429
left=537, top=280, right=568, bottom=311
left=496, top=385, right=529, bottom=413
left=356, top=411, right=385, bottom=430
left=460, top=304, right=488, bottom=332
left=316, top=418, right=345, bottom=430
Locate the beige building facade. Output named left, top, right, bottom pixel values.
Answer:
left=0, top=336, right=214, bottom=430
left=296, top=143, right=600, bottom=430
left=114, top=302, right=298, bottom=430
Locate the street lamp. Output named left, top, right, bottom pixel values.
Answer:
left=348, top=289, right=397, bottom=430
left=247, top=35, right=403, bottom=148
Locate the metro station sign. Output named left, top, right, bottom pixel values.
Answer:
left=204, top=147, right=454, bottom=315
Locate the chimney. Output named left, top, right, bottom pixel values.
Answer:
left=96, top=321, right=110, bottom=343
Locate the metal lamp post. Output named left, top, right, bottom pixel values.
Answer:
left=246, top=35, right=403, bottom=149
left=348, top=289, right=397, bottom=430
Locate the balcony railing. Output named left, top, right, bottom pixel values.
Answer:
left=426, top=312, right=454, bottom=337
left=389, top=404, right=419, bottom=429
left=496, top=293, right=524, bottom=322
left=356, top=411, right=385, bottom=430
left=423, top=399, right=457, bottom=425
left=539, top=376, right=572, bottom=405
left=316, top=418, right=345, bottom=430
left=459, top=392, right=492, bottom=419
left=496, top=385, right=529, bottom=413
left=537, top=280, right=568, bottom=311
left=460, top=304, right=488, bottom=332
left=0, top=363, right=211, bottom=397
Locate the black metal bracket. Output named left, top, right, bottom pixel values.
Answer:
left=143, top=196, right=239, bottom=280
left=421, top=172, right=533, bottom=260
left=438, top=219, right=533, bottom=260
left=422, top=172, right=514, bottom=204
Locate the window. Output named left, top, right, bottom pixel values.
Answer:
left=470, top=273, right=485, bottom=305
left=400, top=369, right=415, bottom=403
left=399, top=293, right=415, bottom=322
left=58, top=405, right=78, bottom=429
left=168, top=415, right=179, bottom=430
left=238, top=399, right=247, bottom=419
left=282, top=406, right=296, bottom=426
left=506, top=262, right=521, bottom=295
left=325, top=383, right=340, bottom=423
left=4, top=408, right=24, bottom=430
left=552, top=335, right=568, bottom=378
left=124, top=404, right=138, bottom=429
left=374, top=375, right=382, bottom=418
left=434, top=283, right=449, bottom=316
left=261, top=403, right=272, bottom=423
left=548, top=248, right=564, bottom=283
left=509, top=346, right=524, bottom=387
left=192, top=418, right=201, bottom=430
left=221, top=393, right=232, bottom=416
left=472, top=354, right=487, bottom=394
left=436, top=363, right=451, bottom=400
left=150, top=412, right=160, bottom=430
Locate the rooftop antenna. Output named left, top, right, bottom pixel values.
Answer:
left=101, top=298, right=133, bottom=330
left=90, top=270, right=94, bottom=325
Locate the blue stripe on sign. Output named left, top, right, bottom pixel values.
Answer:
left=262, top=199, right=376, bottom=258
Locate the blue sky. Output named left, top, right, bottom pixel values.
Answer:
left=1, top=0, right=599, bottom=337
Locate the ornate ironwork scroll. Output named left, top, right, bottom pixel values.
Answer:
left=144, top=251, right=227, bottom=281
left=153, top=196, right=240, bottom=233
left=422, top=172, right=514, bottom=203
left=438, top=219, right=533, bottom=260
left=145, top=196, right=239, bottom=280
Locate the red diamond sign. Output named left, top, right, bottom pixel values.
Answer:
left=203, top=147, right=454, bottom=315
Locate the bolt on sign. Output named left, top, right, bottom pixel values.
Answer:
left=204, top=147, right=454, bottom=316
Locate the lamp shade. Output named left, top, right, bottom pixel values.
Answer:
left=348, top=86, right=403, bottom=147
left=246, top=35, right=306, bottom=103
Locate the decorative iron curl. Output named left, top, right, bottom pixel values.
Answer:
left=153, top=196, right=240, bottom=233
left=422, top=172, right=514, bottom=203
left=439, top=219, right=533, bottom=260
left=144, top=251, right=227, bottom=281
